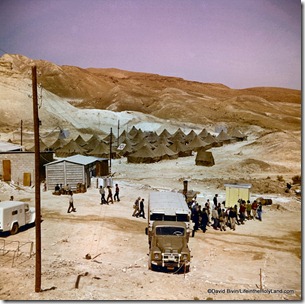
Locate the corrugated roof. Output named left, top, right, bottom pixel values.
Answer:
left=44, top=154, right=107, bottom=166
left=0, top=141, right=23, bottom=152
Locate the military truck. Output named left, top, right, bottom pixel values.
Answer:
left=147, top=220, right=191, bottom=272
left=146, top=191, right=192, bottom=248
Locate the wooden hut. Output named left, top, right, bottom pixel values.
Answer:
left=44, top=154, right=108, bottom=191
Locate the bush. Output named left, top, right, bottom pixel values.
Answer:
left=292, top=175, right=301, bottom=184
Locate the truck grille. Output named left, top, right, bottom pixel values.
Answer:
left=162, top=252, right=181, bottom=267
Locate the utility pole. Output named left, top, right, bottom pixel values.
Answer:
left=109, top=127, right=112, bottom=174
left=32, top=65, right=42, bottom=293
left=117, top=120, right=120, bottom=146
left=20, top=120, right=23, bottom=147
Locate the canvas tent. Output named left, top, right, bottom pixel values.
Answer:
left=55, top=140, right=87, bottom=157
left=153, top=143, right=178, bottom=161
left=127, top=145, right=158, bottom=164
left=195, top=149, right=215, bottom=166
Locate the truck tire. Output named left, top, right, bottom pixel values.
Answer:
left=10, top=223, right=19, bottom=235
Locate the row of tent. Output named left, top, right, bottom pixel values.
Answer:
left=28, top=126, right=247, bottom=166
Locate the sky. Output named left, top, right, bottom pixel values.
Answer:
left=0, top=0, right=302, bottom=89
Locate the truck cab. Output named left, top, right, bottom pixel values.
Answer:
left=147, top=221, right=191, bottom=272
left=146, top=191, right=192, bottom=247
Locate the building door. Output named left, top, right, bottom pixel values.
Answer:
left=2, top=159, right=11, bottom=181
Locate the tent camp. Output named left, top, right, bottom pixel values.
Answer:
left=195, top=149, right=215, bottom=166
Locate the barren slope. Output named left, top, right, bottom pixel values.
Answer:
left=0, top=54, right=301, bottom=132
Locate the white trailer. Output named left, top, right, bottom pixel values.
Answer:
left=146, top=191, right=192, bottom=246
left=0, top=201, right=35, bottom=235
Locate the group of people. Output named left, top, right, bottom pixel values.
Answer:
left=99, top=184, right=120, bottom=204
left=54, top=183, right=71, bottom=195
left=132, top=197, right=146, bottom=219
left=189, top=194, right=263, bottom=233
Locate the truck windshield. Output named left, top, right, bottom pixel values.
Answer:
left=156, top=226, right=185, bottom=236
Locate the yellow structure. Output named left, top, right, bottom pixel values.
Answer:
left=224, top=183, right=252, bottom=208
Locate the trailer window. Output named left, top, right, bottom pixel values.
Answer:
left=164, top=215, right=176, bottom=221
left=12, top=210, right=18, bottom=215
left=151, top=213, right=164, bottom=221
left=176, top=214, right=189, bottom=222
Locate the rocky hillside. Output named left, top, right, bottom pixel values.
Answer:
left=0, top=54, right=301, bottom=132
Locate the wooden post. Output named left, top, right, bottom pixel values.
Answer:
left=260, top=268, right=263, bottom=290
left=32, top=65, right=42, bottom=293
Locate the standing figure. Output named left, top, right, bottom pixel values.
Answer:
left=212, top=206, right=219, bottom=230
left=99, top=186, right=106, bottom=204
left=252, top=200, right=258, bottom=220
left=200, top=208, right=209, bottom=233
left=228, top=207, right=237, bottom=230
left=138, top=198, right=146, bottom=219
left=67, top=191, right=76, bottom=213
left=132, top=197, right=141, bottom=217
left=114, top=184, right=120, bottom=202
left=219, top=209, right=227, bottom=231
left=107, top=186, right=113, bottom=204
left=257, top=203, right=263, bottom=221
left=246, top=200, right=252, bottom=219
left=213, top=194, right=218, bottom=208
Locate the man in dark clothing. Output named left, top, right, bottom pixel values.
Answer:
left=114, top=184, right=120, bottom=202
left=138, top=199, right=146, bottom=219
left=200, top=208, right=209, bottom=233
left=213, top=194, right=218, bottom=208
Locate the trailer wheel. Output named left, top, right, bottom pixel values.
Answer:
left=10, top=223, right=19, bottom=235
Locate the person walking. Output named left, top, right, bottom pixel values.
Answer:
left=107, top=186, right=114, bottom=204
left=132, top=197, right=141, bottom=217
left=257, top=203, right=263, bottom=221
left=138, top=198, right=146, bottom=219
left=114, top=184, right=120, bottom=202
left=67, top=191, right=76, bottom=213
left=99, top=186, right=106, bottom=204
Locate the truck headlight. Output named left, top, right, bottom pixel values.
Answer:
left=154, top=252, right=160, bottom=260
left=181, top=253, right=188, bottom=261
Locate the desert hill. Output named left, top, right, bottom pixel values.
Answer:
left=0, top=54, right=301, bottom=132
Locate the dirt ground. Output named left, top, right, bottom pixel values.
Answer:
left=0, top=135, right=302, bottom=302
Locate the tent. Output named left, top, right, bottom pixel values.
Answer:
left=216, top=130, right=232, bottom=145
left=55, top=140, right=87, bottom=157
left=74, top=135, right=87, bottom=147
left=184, top=130, right=197, bottom=143
left=169, top=141, right=192, bottom=157
left=48, top=138, right=68, bottom=151
left=187, top=135, right=212, bottom=152
left=195, top=149, right=215, bottom=166
left=127, top=145, right=158, bottom=164
left=153, top=143, right=178, bottom=161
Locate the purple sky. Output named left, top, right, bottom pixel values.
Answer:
left=0, top=0, right=302, bottom=89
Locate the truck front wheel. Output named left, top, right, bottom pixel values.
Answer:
left=10, top=223, right=19, bottom=235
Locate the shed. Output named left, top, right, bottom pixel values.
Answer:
left=224, top=183, right=252, bottom=208
left=44, top=154, right=108, bottom=191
